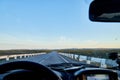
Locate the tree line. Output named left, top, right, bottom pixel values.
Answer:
left=57, top=48, right=120, bottom=59
left=0, top=49, right=51, bottom=56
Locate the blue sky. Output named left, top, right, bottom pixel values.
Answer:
left=0, top=0, right=120, bottom=49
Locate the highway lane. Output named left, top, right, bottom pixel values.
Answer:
left=0, top=52, right=120, bottom=78
left=0, top=52, right=80, bottom=79
left=21, top=52, right=120, bottom=78
left=17, top=51, right=80, bottom=65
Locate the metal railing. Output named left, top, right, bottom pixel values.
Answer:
left=0, top=53, right=46, bottom=62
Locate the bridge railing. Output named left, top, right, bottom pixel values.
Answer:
left=59, top=53, right=118, bottom=68
left=0, top=53, right=46, bottom=62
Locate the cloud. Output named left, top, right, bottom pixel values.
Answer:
left=57, top=36, right=70, bottom=43
left=0, top=34, right=120, bottom=49
left=0, top=33, right=45, bottom=49
left=85, top=40, right=99, bottom=45
left=54, top=37, right=101, bottom=48
left=78, top=40, right=99, bottom=48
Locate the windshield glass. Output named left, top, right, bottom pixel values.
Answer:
left=0, top=0, right=120, bottom=66
left=0, top=0, right=120, bottom=49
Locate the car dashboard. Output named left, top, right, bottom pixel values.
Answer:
left=0, top=61, right=118, bottom=80
left=49, top=63, right=118, bottom=80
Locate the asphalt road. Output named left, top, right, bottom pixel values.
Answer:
left=18, top=51, right=80, bottom=65
left=0, top=52, right=120, bottom=79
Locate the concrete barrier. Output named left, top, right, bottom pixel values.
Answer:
left=59, top=53, right=117, bottom=68
left=74, top=54, right=79, bottom=60
left=105, top=59, right=118, bottom=67
left=79, top=55, right=87, bottom=61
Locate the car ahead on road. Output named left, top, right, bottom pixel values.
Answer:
left=0, top=0, right=120, bottom=80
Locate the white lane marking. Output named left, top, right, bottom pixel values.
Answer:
left=39, top=56, right=51, bottom=63
left=59, top=55, right=69, bottom=63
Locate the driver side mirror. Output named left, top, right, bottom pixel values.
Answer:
left=89, top=0, right=120, bottom=22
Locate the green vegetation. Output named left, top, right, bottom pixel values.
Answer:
left=0, top=49, right=51, bottom=56
left=0, top=48, right=120, bottom=59
left=57, top=48, right=120, bottom=59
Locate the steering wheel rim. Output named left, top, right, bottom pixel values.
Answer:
left=0, top=61, right=60, bottom=80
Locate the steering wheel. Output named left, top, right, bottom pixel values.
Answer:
left=0, top=61, right=61, bottom=80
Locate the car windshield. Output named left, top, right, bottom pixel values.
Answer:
left=0, top=0, right=120, bottom=67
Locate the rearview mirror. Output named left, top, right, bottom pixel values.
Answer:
left=89, top=0, right=120, bottom=22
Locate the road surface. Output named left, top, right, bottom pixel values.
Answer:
left=17, top=51, right=79, bottom=65
left=0, top=51, right=120, bottom=78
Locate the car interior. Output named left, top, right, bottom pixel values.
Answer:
left=0, top=0, right=120, bottom=80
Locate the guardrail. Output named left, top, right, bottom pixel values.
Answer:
left=59, top=53, right=118, bottom=68
left=0, top=53, right=46, bottom=62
